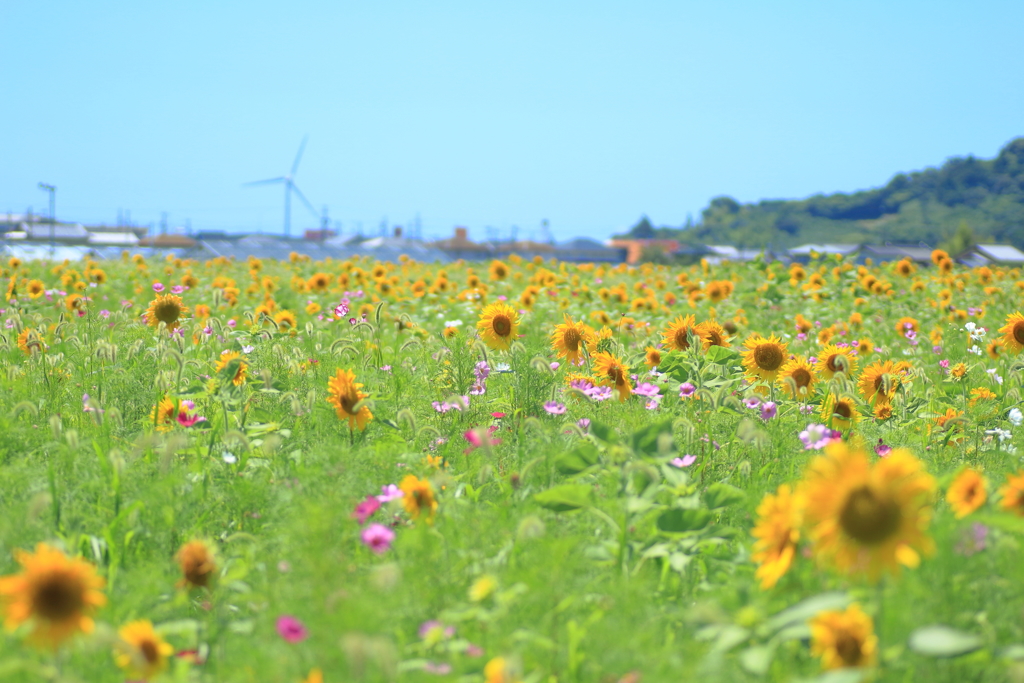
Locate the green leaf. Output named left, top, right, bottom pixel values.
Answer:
left=588, top=421, right=619, bottom=444
left=534, top=484, right=593, bottom=512
left=555, top=443, right=600, bottom=475
left=706, top=345, right=739, bottom=364
left=766, top=592, right=850, bottom=632
left=704, top=483, right=745, bottom=509
left=656, top=508, right=712, bottom=533
left=740, top=644, right=776, bottom=675
left=974, top=512, right=1024, bottom=534
left=908, top=625, right=984, bottom=658
left=630, top=418, right=674, bottom=456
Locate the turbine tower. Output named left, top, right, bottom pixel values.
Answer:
left=244, top=136, right=319, bottom=237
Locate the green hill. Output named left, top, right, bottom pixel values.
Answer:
left=628, top=137, right=1024, bottom=250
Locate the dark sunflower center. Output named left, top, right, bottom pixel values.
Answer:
left=649, top=350, right=661, bottom=364
left=826, top=354, right=841, bottom=372
left=492, top=315, right=512, bottom=337
left=706, top=330, right=723, bottom=346
left=835, top=631, right=864, bottom=667
left=140, top=638, right=161, bottom=663
left=753, top=344, right=784, bottom=371
left=791, top=368, right=811, bottom=388
left=563, top=328, right=581, bottom=351
left=34, top=573, right=84, bottom=620
left=607, top=366, right=624, bottom=385
left=340, top=392, right=360, bottom=414
left=839, top=485, right=901, bottom=545
left=834, top=401, right=853, bottom=419
left=155, top=301, right=181, bottom=324
left=1014, top=322, right=1024, bottom=345
left=673, top=328, right=690, bottom=350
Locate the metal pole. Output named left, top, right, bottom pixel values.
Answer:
left=38, top=183, right=55, bottom=257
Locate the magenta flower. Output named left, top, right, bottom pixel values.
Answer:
left=352, top=496, right=381, bottom=525
left=671, top=455, right=697, bottom=468
left=171, top=285, right=185, bottom=294
left=577, top=418, right=590, bottom=431
left=361, top=523, right=395, bottom=554
left=679, top=382, right=696, bottom=398
left=334, top=299, right=350, bottom=317
left=874, top=439, right=892, bottom=457
left=377, top=484, right=403, bottom=502
left=759, top=401, right=777, bottom=420
left=176, top=400, right=206, bottom=427
left=152, top=282, right=164, bottom=292
left=276, top=615, right=308, bottom=643
left=543, top=401, right=566, bottom=415
left=798, top=424, right=840, bottom=450
left=632, top=382, right=661, bottom=398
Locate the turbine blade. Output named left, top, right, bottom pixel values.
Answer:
left=243, top=177, right=285, bottom=187
left=290, top=183, right=319, bottom=218
left=291, top=135, right=309, bottom=176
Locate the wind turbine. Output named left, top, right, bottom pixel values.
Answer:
left=244, top=136, right=319, bottom=238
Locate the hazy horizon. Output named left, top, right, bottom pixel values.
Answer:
left=2, top=2, right=1022, bottom=242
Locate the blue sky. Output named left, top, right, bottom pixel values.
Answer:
left=2, top=1, right=1021, bottom=242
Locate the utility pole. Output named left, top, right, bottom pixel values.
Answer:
left=38, top=183, right=55, bottom=256
left=160, top=211, right=168, bottom=235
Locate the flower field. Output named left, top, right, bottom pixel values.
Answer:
left=1, top=249, right=1024, bottom=682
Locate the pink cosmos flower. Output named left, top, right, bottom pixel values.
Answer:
left=361, top=523, right=395, bottom=554
left=377, top=484, right=403, bottom=502
left=759, top=401, right=777, bottom=420
left=798, top=424, right=840, bottom=450
left=543, top=401, right=566, bottom=415
left=671, top=455, right=697, bottom=468
left=152, top=282, right=164, bottom=292
left=176, top=400, right=206, bottom=427
left=464, top=426, right=501, bottom=453
left=874, top=439, right=892, bottom=457
left=171, top=285, right=185, bottom=294
left=276, top=615, right=308, bottom=643
left=352, top=496, right=381, bottom=524
left=679, top=382, right=696, bottom=398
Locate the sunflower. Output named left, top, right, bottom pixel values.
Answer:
left=489, top=260, right=509, bottom=281
left=550, top=314, right=596, bottom=365
left=644, top=346, right=662, bottom=369
left=145, top=294, right=189, bottom=331
left=215, top=351, right=248, bottom=386
left=695, top=320, right=731, bottom=351
left=401, top=475, right=438, bottom=523
left=151, top=396, right=177, bottom=432
left=306, top=272, right=331, bottom=292
left=751, top=484, right=803, bottom=589
left=821, top=394, right=859, bottom=430
left=661, top=315, right=697, bottom=352
left=115, top=620, right=174, bottom=679
left=176, top=540, right=217, bottom=589
left=815, top=344, right=858, bottom=379
left=856, top=360, right=903, bottom=406
left=477, top=302, right=520, bottom=351
left=998, top=312, right=1024, bottom=353
left=27, top=279, right=45, bottom=298
left=777, top=356, right=816, bottom=399
left=326, top=368, right=373, bottom=431
left=274, top=309, right=298, bottom=331
left=800, top=441, right=935, bottom=578
left=809, top=604, right=877, bottom=670
left=894, top=316, right=919, bottom=336
left=741, top=334, right=789, bottom=384
left=592, top=351, right=632, bottom=402
left=946, top=468, right=986, bottom=519
left=996, top=471, right=1024, bottom=516
left=0, top=543, right=106, bottom=646
left=969, top=387, right=997, bottom=407
left=986, top=339, right=1003, bottom=359
left=17, top=328, right=44, bottom=356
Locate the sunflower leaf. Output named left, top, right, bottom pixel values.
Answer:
left=534, top=484, right=593, bottom=512
left=908, top=625, right=984, bottom=658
